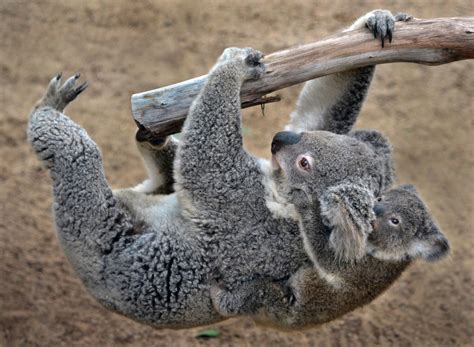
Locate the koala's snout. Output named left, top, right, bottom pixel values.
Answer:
left=271, top=131, right=302, bottom=154
left=373, top=203, right=385, bottom=217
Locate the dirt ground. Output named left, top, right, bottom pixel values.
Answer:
left=1, top=0, right=473, bottom=346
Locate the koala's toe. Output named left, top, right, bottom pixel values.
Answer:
left=46, top=73, right=62, bottom=96
left=60, top=74, right=88, bottom=104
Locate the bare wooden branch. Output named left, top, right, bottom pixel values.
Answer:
left=131, top=17, right=474, bottom=137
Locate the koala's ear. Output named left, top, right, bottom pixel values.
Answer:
left=399, top=184, right=418, bottom=195
left=319, top=183, right=375, bottom=262
left=409, top=223, right=450, bottom=262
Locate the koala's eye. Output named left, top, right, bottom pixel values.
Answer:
left=300, top=157, right=310, bottom=169
left=389, top=218, right=400, bottom=225
left=376, top=197, right=382, bottom=202
left=296, top=154, right=314, bottom=173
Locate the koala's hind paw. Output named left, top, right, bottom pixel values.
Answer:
left=216, top=47, right=265, bottom=80
left=37, top=73, right=88, bottom=112
left=135, top=126, right=167, bottom=147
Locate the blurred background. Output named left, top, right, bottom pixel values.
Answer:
left=1, top=0, right=472, bottom=346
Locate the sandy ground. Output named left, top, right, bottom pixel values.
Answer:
left=1, top=0, right=473, bottom=346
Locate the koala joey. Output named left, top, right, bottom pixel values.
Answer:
left=27, top=10, right=433, bottom=329
left=210, top=184, right=450, bottom=329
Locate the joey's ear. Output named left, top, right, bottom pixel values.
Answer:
left=409, top=222, right=450, bottom=262
left=319, top=183, right=375, bottom=262
left=399, top=184, right=418, bottom=195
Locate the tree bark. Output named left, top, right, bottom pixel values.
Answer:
left=131, top=17, right=474, bottom=137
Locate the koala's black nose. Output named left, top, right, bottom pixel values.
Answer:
left=271, top=131, right=302, bottom=154
left=373, top=203, right=385, bottom=217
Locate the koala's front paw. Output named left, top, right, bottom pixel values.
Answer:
left=215, top=47, right=265, bottom=81
left=36, top=73, right=88, bottom=112
left=360, top=10, right=412, bottom=48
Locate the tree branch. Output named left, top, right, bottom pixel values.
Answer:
left=131, top=17, right=474, bottom=137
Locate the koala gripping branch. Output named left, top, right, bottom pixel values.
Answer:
left=131, top=17, right=474, bottom=137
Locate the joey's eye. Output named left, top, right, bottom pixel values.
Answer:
left=389, top=218, right=400, bottom=225
left=376, top=197, right=382, bottom=202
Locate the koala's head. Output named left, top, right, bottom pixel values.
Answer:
left=368, top=184, right=450, bottom=262
left=271, top=130, right=383, bottom=209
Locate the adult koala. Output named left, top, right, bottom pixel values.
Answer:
left=27, top=10, right=430, bottom=329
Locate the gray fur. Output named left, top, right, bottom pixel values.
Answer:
left=211, top=185, right=450, bottom=329
left=320, top=183, right=375, bottom=262
left=29, top=74, right=219, bottom=328
left=27, top=10, right=437, bottom=330
left=286, top=67, right=375, bottom=134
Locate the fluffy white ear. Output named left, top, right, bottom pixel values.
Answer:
left=409, top=223, right=450, bottom=262
left=319, top=183, right=375, bottom=262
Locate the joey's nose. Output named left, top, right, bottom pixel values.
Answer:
left=271, top=131, right=302, bottom=154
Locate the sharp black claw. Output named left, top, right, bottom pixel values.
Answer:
left=74, top=73, right=81, bottom=79
left=388, top=29, right=393, bottom=43
left=75, top=81, right=88, bottom=95
left=56, top=72, right=62, bottom=81
left=373, top=26, right=377, bottom=38
left=381, top=35, right=385, bottom=48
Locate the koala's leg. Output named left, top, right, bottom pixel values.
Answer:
left=132, top=127, right=178, bottom=195
left=175, top=48, right=265, bottom=209
left=28, top=75, right=217, bottom=328
left=285, top=66, right=374, bottom=134
left=286, top=10, right=410, bottom=135
left=28, top=74, right=136, bottom=282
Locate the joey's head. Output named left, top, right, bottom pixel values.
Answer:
left=368, top=184, right=450, bottom=262
left=271, top=130, right=383, bottom=210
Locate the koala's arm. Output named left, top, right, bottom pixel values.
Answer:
left=286, top=10, right=410, bottom=134
left=318, top=183, right=375, bottom=263
left=175, top=48, right=265, bottom=210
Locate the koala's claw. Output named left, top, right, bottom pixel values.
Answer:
left=39, top=73, right=88, bottom=112
left=61, top=74, right=88, bottom=103
left=365, top=10, right=396, bottom=48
